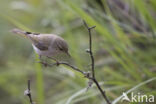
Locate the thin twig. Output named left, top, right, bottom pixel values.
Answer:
left=58, top=62, right=84, bottom=74
left=83, top=20, right=96, bottom=78
left=93, top=78, right=111, bottom=104
left=24, top=80, right=34, bottom=104
left=40, top=61, right=84, bottom=74
left=83, top=20, right=111, bottom=104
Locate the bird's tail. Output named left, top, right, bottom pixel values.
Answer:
left=11, top=28, right=29, bottom=38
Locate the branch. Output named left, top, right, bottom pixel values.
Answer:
left=83, top=20, right=96, bottom=78
left=83, top=20, right=111, bottom=104
left=40, top=20, right=111, bottom=104
left=40, top=61, right=84, bottom=74
left=24, top=80, right=34, bottom=104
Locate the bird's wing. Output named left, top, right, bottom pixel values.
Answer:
left=35, top=42, right=49, bottom=50
left=55, top=38, right=68, bottom=51
left=30, top=35, right=52, bottom=51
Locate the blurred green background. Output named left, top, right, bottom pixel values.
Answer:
left=0, top=0, right=156, bottom=104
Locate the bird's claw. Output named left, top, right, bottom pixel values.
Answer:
left=56, top=61, right=60, bottom=66
left=37, top=61, right=48, bottom=67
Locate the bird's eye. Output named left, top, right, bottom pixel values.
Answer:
left=59, top=47, right=64, bottom=51
left=59, top=48, right=63, bottom=51
left=26, top=32, right=32, bottom=34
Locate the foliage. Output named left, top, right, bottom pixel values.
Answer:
left=0, top=0, right=155, bottom=104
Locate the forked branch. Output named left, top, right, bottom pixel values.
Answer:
left=40, top=20, right=111, bottom=104
left=83, top=20, right=111, bottom=104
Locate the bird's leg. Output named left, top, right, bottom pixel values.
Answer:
left=39, top=55, right=48, bottom=67
left=39, top=55, right=44, bottom=63
left=47, top=57, right=60, bottom=66
left=39, top=55, right=42, bottom=61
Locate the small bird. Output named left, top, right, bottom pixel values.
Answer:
left=11, top=28, right=70, bottom=61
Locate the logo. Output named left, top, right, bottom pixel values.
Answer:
left=121, top=92, right=130, bottom=102
left=121, top=92, right=155, bottom=103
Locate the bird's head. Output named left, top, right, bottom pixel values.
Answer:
left=55, top=37, right=70, bottom=57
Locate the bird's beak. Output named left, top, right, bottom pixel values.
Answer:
left=11, top=28, right=25, bottom=34
left=11, top=28, right=27, bottom=38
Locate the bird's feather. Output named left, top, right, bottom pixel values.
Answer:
left=55, top=38, right=68, bottom=52
left=35, top=42, right=49, bottom=50
left=28, top=34, right=56, bottom=51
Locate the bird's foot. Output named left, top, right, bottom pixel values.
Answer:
left=36, top=61, right=48, bottom=67
left=47, top=57, right=60, bottom=66
left=56, top=61, right=60, bottom=66
left=42, top=61, right=48, bottom=67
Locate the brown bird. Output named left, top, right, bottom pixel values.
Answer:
left=11, top=28, right=70, bottom=61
